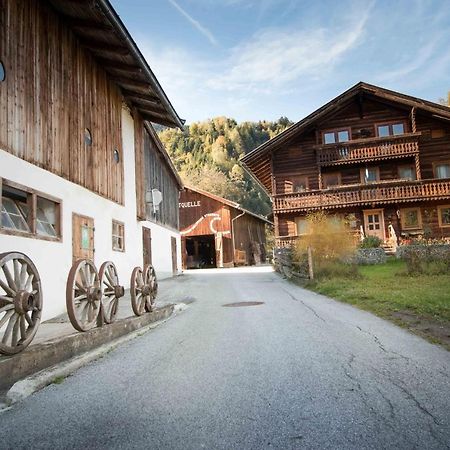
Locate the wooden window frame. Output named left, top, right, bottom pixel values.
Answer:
left=400, top=208, right=422, bottom=230
left=321, top=127, right=351, bottom=145
left=437, top=205, right=450, bottom=228
left=397, top=164, right=416, bottom=181
left=322, top=172, right=342, bottom=188
left=374, top=120, right=408, bottom=137
left=285, top=176, right=309, bottom=193
left=295, top=217, right=308, bottom=236
left=360, top=167, right=380, bottom=184
left=433, top=161, right=450, bottom=179
left=0, top=178, right=62, bottom=242
left=112, top=220, right=125, bottom=252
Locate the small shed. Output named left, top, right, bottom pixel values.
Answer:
left=179, top=186, right=272, bottom=269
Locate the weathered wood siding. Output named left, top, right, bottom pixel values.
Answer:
left=142, top=125, right=179, bottom=230
left=179, top=189, right=232, bottom=236
left=0, top=0, right=124, bottom=203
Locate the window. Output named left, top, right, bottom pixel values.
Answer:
left=360, top=167, right=380, bottom=184
left=0, top=179, right=61, bottom=240
left=285, top=176, right=308, bottom=193
left=398, top=165, right=416, bottom=181
left=438, top=206, right=450, bottom=228
left=376, top=122, right=405, bottom=137
left=36, top=197, right=58, bottom=237
left=0, top=61, right=5, bottom=82
left=295, top=217, right=308, bottom=235
left=401, top=208, right=422, bottom=230
left=431, top=129, right=445, bottom=139
left=113, top=148, right=120, bottom=163
left=322, top=172, right=341, bottom=188
left=434, top=162, right=450, bottom=179
left=112, top=220, right=125, bottom=251
left=84, top=128, right=92, bottom=146
left=322, top=129, right=350, bottom=144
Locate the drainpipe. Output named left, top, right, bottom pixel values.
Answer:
left=231, top=210, right=246, bottom=265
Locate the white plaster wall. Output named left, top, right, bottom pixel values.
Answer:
left=0, top=107, right=181, bottom=321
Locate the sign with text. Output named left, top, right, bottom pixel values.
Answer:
left=179, top=200, right=201, bottom=208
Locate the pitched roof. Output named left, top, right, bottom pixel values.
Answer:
left=47, top=0, right=183, bottom=128
left=184, top=186, right=273, bottom=225
left=241, top=82, right=450, bottom=193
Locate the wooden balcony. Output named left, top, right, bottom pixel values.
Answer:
left=315, top=132, right=420, bottom=167
left=274, top=179, right=450, bottom=213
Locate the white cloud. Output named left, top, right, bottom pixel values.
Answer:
left=167, top=0, right=217, bottom=45
left=208, top=4, right=372, bottom=93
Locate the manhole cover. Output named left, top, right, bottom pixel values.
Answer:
left=222, top=302, right=264, bottom=307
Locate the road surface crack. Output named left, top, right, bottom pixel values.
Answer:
left=281, top=288, right=326, bottom=322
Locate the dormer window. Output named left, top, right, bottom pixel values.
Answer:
left=322, top=129, right=350, bottom=144
left=376, top=122, right=405, bottom=137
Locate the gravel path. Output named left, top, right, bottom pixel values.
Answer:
left=0, top=266, right=449, bottom=449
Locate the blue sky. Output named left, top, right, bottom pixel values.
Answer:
left=112, top=0, right=450, bottom=124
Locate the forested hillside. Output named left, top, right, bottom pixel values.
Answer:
left=158, top=117, right=292, bottom=216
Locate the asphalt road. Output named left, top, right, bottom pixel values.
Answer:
left=1, top=267, right=449, bottom=450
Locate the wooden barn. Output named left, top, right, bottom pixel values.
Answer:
left=0, top=0, right=184, bottom=321
left=179, top=187, right=271, bottom=269
left=241, top=82, right=450, bottom=252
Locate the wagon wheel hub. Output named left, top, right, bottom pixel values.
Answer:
left=141, top=284, right=151, bottom=296
left=114, top=285, right=125, bottom=299
left=14, top=290, right=35, bottom=315
left=86, top=285, right=101, bottom=303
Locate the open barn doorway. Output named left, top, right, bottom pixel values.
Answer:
left=184, top=235, right=216, bottom=269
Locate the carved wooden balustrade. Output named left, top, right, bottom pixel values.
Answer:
left=315, top=133, right=420, bottom=166
left=274, top=179, right=450, bottom=213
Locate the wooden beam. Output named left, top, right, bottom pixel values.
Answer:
left=112, top=77, right=151, bottom=89
left=96, top=58, right=142, bottom=73
left=80, top=39, right=130, bottom=55
left=64, top=17, right=113, bottom=31
left=121, top=89, right=161, bottom=105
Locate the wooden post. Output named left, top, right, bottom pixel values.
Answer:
left=415, top=154, right=422, bottom=180
left=307, top=246, right=314, bottom=280
left=410, top=107, right=417, bottom=133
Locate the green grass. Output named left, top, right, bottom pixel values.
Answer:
left=306, top=259, right=450, bottom=323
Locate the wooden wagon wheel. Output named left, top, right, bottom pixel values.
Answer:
left=130, top=266, right=146, bottom=316
left=144, top=265, right=158, bottom=313
left=99, top=261, right=124, bottom=324
left=66, top=259, right=101, bottom=332
left=0, top=252, right=42, bottom=355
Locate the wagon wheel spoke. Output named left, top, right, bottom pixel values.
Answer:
left=19, top=262, right=28, bottom=290
left=0, top=309, right=15, bottom=330
left=24, top=312, right=34, bottom=326
left=2, top=264, right=17, bottom=292
left=0, top=304, right=14, bottom=314
left=0, top=279, right=15, bottom=298
left=0, top=253, right=42, bottom=355
left=2, top=314, right=18, bottom=344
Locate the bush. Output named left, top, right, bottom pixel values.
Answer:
left=402, top=246, right=450, bottom=275
left=293, top=211, right=359, bottom=279
left=360, top=235, right=382, bottom=248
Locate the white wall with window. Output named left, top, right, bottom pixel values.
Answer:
left=0, top=107, right=182, bottom=320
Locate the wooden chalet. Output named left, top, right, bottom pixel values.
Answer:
left=0, top=0, right=183, bottom=319
left=241, top=82, right=450, bottom=251
left=179, top=186, right=271, bottom=269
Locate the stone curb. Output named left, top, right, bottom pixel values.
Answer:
left=0, top=303, right=186, bottom=394
left=2, top=303, right=187, bottom=407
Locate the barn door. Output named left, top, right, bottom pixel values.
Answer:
left=171, top=237, right=178, bottom=275
left=142, top=227, right=152, bottom=267
left=215, top=232, right=223, bottom=268
left=72, top=214, right=94, bottom=262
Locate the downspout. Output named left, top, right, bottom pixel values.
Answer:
left=231, top=210, right=246, bottom=265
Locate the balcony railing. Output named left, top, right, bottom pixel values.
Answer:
left=273, top=179, right=450, bottom=213
left=315, top=132, right=420, bottom=166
